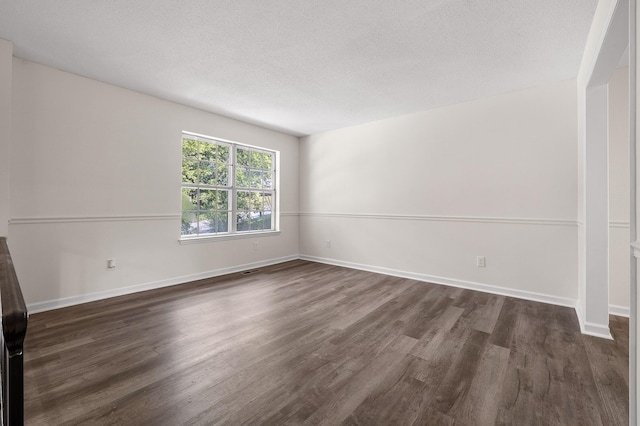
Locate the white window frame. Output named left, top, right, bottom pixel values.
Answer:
left=180, top=131, right=279, bottom=242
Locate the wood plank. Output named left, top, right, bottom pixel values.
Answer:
left=22, top=260, right=629, bottom=425
left=583, top=316, right=629, bottom=426
left=449, top=343, right=510, bottom=425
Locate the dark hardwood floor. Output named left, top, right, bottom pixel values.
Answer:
left=24, top=260, right=629, bottom=425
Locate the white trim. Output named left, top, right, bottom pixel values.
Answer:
left=179, top=230, right=281, bottom=244
left=575, top=303, right=614, bottom=340
left=182, top=130, right=281, bottom=154
left=8, top=213, right=298, bottom=225
left=298, top=254, right=577, bottom=308
left=632, top=241, right=640, bottom=258
left=27, top=255, right=298, bottom=314
left=610, top=304, right=630, bottom=317
left=8, top=213, right=571, bottom=226
left=298, top=212, right=577, bottom=227
left=609, top=220, right=631, bottom=228
left=630, top=0, right=637, bottom=421
left=9, top=214, right=180, bottom=225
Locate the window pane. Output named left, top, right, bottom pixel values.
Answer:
left=262, top=171, right=272, bottom=189
left=200, top=142, right=216, bottom=162
left=251, top=211, right=271, bottom=230
left=236, top=167, right=250, bottom=188
left=182, top=160, right=199, bottom=184
left=216, top=164, right=229, bottom=186
left=251, top=213, right=265, bottom=231
left=199, top=189, right=217, bottom=210
left=249, top=191, right=262, bottom=211
left=182, top=138, right=199, bottom=159
left=261, top=212, right=272, bottom=230
left=216, top=212, right=229, bottom=233
left=237, top=191, right=250, bottom=210
left=250, top=151, right=263, bottom=168
left=217, top=145, right=230, bottom=163
left=237, top=211, right=251, bottom=231
left=262, top=152, right=271, bottom=170
left=181, top=211, right=198, bottom=235
left=262, top=193, right=273, bottom=213
left=200, top=161, right=215, bottom=185
left=263, top=193, right=273, bottom=230
left=251, top=169, right=262, bottom=189
left=250, top=192, right=263, bottom=231
left=237, top=148, right=250, bottom=167
left=217, top=190, right=229, bottom=210
left=181, top=188, right=197, bottom=211
left=264, top=153, right=273, bottom=170
left=198, top=212, right=216, bottom=235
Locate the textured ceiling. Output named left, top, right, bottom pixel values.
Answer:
left=0, top=0, right=598, bottom=136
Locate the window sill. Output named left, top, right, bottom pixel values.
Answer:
left=179, top=230, right=281, bottom=245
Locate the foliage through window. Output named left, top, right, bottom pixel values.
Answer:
left=181, top=132, right=276, bottom=238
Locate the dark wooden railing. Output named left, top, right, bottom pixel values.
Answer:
left=0, top=238, right=27, bottom=426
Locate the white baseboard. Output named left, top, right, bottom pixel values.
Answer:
left=28, top=253, right=621, bottom=343
left=300, top=255, right=620, bottom=340
left=27, top=255, right=299, bottom=314
left=575, top=303, right=613, bottom=340
left=299, top=255, right=577, bottom=308
left=609, top=304, right=630, bottom=318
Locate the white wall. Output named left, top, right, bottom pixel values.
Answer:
left=299, top=80, right=578, bottom=304
left=609, top=66, right=630, bottom=313
left=9, top=58, right=299, bottom=311
left=0, top=40, right=11, bottom=237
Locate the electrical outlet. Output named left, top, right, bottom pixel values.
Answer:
left=107, top=259, right=116, bottom=270
left=326, top=240, right=331, bottom=248
left=476, top=256, right=486, bottom=267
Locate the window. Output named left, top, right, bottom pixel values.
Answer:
left=181, top=132, right=277, bottom=239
